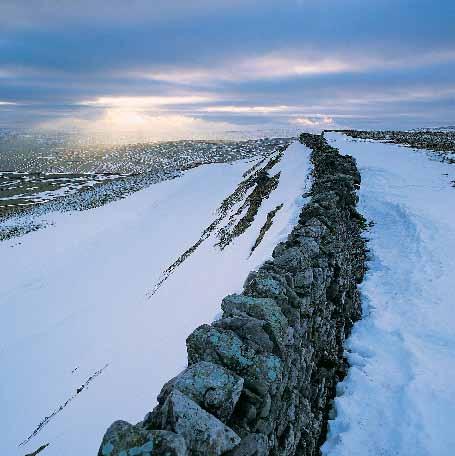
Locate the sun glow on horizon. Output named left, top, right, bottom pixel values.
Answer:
left=79, top=95, right=215, bottom=109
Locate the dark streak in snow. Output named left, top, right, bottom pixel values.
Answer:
left=24, top=442, right=49, bottom=456
left=147, top=149, right=285, bottom=298
left=19, top=364, right=109, bottom=447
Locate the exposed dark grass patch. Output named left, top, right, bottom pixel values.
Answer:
left=25, top=443, right=49, bottom=456
left=242, top=157, right=266, bottom=178
left=250, top=203, right=283, bottom=254
left=217, top=170, right=281, bottom=249
left=148, top=151, right=284, bottom=297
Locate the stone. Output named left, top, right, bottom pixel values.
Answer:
left=244, top=353, right=283, bottom=396
left=186, top=324, right=283, bottom=397
left=244, top=270, right=301, bottom=309
left=221, top=294, right=288, bottom=348
left=224, top=433, right=269, bottom=456
left=244, top=272, right=287, bottom=297
left=301, top=219, right=327, bottom=238
left=98, top=421, right=187, bottom=456
left=273, top=247, right=308, bottom=272
left=157, top=390, right=241, bottom=455
left=259, top=393, right=272, bottom=419
left=157, top=361, right=243, bottom=422
left=214, top=316, right=275, bottom=353
left=186, top=324, right=255, bottom=374
left=294, top=268, right=313, bottom=288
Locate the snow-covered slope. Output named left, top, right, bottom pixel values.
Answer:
left=323, top=133, right=455, bottom=456
left=0, top=142, right=311, bottom=456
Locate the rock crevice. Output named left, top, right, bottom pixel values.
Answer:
left=98, top=134, right=367, bottom=456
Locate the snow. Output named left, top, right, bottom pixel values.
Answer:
left=322, top=133, right=455, bottom=456
left=0, top=141, right=311, bottom=456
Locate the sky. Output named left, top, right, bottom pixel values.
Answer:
left=0, top=0, right=454, bottom=139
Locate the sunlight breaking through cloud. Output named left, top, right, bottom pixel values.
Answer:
left=293, top=116, right=334, bottom=127
left=37, top=109, right=242, bottom=142
left=1, top=0, right=454, bottom=131
left=79, top=95, right=216, bottom=109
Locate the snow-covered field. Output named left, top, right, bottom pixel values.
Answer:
left=323, top=133, right=455, bottom=456
left=0, top=142, right=311, bottom=456
left=5, top=131, right=453, bottom=456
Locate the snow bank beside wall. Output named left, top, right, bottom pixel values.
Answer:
left=98, top=135, right=367, bottom=456
left=322, top=133, right=455, bottom=456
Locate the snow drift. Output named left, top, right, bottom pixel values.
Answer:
left=0, top=142, right=311, bottom=456
left=323, top=133, right=455, bottom=456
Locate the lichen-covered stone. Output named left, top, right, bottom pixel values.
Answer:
left=294, top=268, right=313, bottom=289
left=243, top=272, right=287, bottom=298
left=244, top=271, right=301, bottom=309
left=157, top=390, right=240, bottom=455
left=214, top=316, right=275, bottom=353
left=186, top=324, right=255, bottom=374
left=98, top=421, right=187, bottom=456
left=244, top=352, right=283, bottom=396
left=221, top=294, right=288, bottom=349
left=224, top=433, right=268, bottom=456
left=157, top=361, right=243, bottom=422
left=186, top=323, right=282, bottom=397
left=273, top=247, right=308, bottom=272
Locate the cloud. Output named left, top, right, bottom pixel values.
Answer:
left=0, top=0, right=256, bottom=28
left=200, top=105, right=291, bottom=114
left=142, top=50, right=455, bottom=87
left=78, top=95, right=216, bottom=109
left=2, top=1, right=454, bottom=76
left=36, top=109, right=244, bottom=141
left=144, top=55, right=355, bottom=85
left=0, top=69, right=14, bottom=78
left=293, top=116, right=334, bottom=127
left=1, top=0, right=454, bottom=131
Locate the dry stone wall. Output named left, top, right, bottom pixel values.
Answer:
left=97, top=133, right=367, bottom=456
